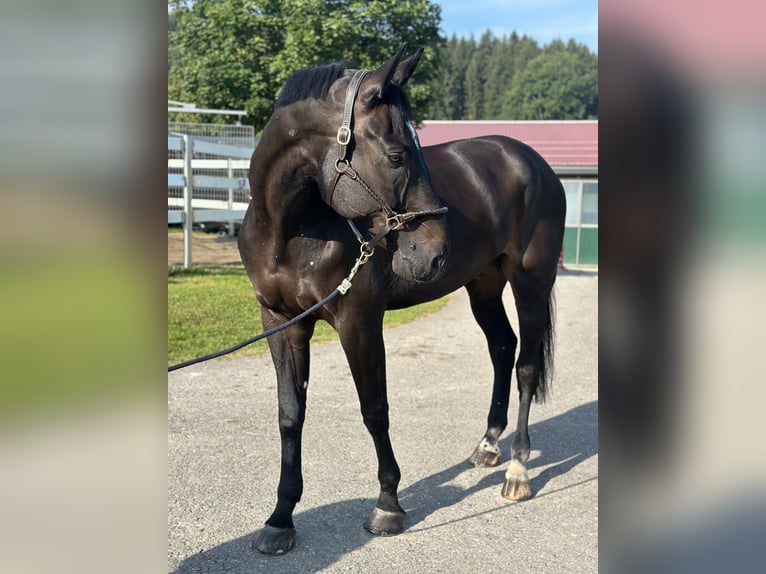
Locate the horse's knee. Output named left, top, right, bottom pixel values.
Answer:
left=495, top=330, right=518, bottom=358
left=361, top=403, right=390, bottom=433
left=278, top=412, right=305, bottom=438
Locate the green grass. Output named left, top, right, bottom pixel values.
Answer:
left=168, top=265, right=448, bottom=366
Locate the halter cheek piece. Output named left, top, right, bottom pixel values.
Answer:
left=328, top=69, right=448, bottom=261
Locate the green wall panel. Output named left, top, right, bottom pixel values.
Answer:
left=578, top=227, right=599, bottom=265
left=563, top=227, right=579, bottom=264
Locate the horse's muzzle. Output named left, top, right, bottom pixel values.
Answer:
left=393, top=241, right=448, bottom=283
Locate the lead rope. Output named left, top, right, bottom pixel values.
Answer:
left=167, top=243, right=375, bottom=373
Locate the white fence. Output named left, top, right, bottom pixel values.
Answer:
left=168, top=134, right=254, bottom=267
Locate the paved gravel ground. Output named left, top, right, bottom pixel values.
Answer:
left=168, top=270, right=598, bottom=573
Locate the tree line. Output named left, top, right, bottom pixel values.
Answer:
left=427, top=32, right=597, bottom=121
left=168, top=0, right=597, bottom=130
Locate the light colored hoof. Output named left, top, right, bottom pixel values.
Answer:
left=468, top=438, right=501, bottom=467
left=502, top=478, right=532, bottom=500
left=501, top=459, right=533, bottom=500
left=468, top=446, right=500, bottom=467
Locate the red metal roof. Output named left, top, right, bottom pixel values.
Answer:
left=416, top=120, right=598, bottom=168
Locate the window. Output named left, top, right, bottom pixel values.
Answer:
left=559, top=177, right=598, bottom=267
left=581, top=182, right=598, bottom=225
left=563, top=181, right=582, bottom=225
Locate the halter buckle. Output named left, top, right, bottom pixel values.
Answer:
left=337, top=126, right=352, bottom=146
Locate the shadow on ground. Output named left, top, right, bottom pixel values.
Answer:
left=171, top=401, right=597, bottom=573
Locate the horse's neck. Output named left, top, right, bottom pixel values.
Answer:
left=251, top=145, right=321, bottom=245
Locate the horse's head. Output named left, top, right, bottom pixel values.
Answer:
left=316, top=47, right=449, bottom=283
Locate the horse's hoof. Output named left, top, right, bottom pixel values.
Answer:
left=501, top=459, right=532, bottom=500
left=364, top=506, right=406, bottom=536
left=468, top=445, right=500, bottom=467
left=251, top=525, right=296, bottom=555
left=501, top=477, right=532, bottom=500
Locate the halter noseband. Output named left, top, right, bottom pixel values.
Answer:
left=329, top=69, right=448, bottom=253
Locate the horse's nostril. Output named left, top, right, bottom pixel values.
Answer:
left=409, top=243, right=417, bottom=251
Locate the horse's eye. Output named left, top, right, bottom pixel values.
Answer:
left=388, top=153, right=402, bottom=164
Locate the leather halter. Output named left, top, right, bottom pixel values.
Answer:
left=328, top=69, right=448, bottom=254
left=168, top=71, right=451, bottom=371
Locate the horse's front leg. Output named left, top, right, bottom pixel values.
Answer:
left=252, top=308, right=315, bottom=555
left=338, top=313, right=406, bottom=536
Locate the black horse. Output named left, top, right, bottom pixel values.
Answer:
left=238, top=46, right=566, bottom=554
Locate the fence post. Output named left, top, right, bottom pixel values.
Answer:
left=227, top=158, right=235, bottom=237
left=182, top=134, right=193, bottom=268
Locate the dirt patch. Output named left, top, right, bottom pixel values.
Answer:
left=168, top=232, right=242, bottom=267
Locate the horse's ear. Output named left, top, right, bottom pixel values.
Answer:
left=360, top=44, right=407, bottom=105
left=392, top=48, right=424, bottom=87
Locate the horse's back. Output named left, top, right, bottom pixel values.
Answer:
left=424, top=135, right=563, bottom=210
left=423, top=135, right=565, bottom=282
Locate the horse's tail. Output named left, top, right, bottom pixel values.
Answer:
left=534, top=288, right=556, bottom=403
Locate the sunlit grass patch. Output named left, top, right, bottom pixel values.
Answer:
left=168, top=266, right=448, bottom=366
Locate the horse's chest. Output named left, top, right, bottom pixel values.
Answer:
left=252, top=238, right=341, bottom=313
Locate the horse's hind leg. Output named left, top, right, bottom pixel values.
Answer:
left=502, top=267, right=555, bottom=501
left=466, top=263, right=518, bottom=467
left=252, top=309, right=315, bottom=555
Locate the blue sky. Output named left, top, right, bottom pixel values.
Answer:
left=436, top=0, right=598, bottom=53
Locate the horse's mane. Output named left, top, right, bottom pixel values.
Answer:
left=275, top=63, right=347, bottom=109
